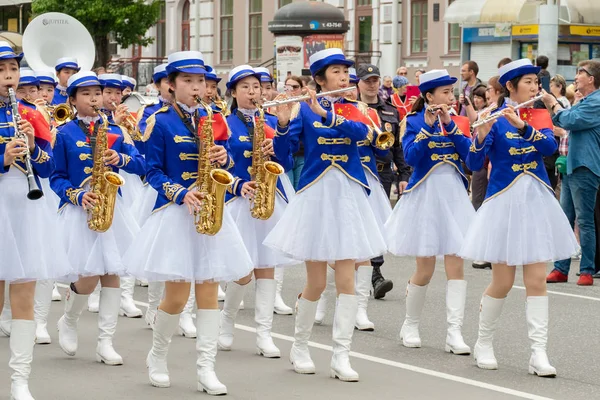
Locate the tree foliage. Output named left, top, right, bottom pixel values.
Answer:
left=31, top=0, right=161, bottom=67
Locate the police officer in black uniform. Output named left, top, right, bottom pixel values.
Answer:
left=357, top=64, right=412, bottom=299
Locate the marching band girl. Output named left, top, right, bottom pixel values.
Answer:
left=124, top=51, right=253, bottom=395
left=121, top=75, right=136, bottom=97
left=50, top=71, right=145, bottom=366
left=217, top=65, right=296, bottom=358
left=460, top=59, right=577, bottom=376
left=36, top=70, right=57, bottom=109
left=383, top=70, right=474, bottom=355
left=265, top=48, right=387, bottom=382
left=51, top=57, right=79, bottom=105
left=0, top=41, right=71, bottom=400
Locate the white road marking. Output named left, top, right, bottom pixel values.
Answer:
left=513, top=285, right=600, bottom=302
left=55, top=283, right=554, bottom=400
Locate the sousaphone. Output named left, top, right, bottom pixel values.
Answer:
left=22, top=12, right=95, bottom=72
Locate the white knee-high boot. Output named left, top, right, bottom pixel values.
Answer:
left=145, top=281, right=164, bottom=328
left=474, top=295, right=505, bottom=370
left=445, top=280, right=471, bottom=355
left=330, top=294, right=359, bottom=382
left=400, top=282, right=428, bottom=348
left=290, top=296, right=318, bottom=374
left=179, top=285, right=196, bottom=338
left=315, top=267, right=334, bottom=325
left=88, top=283, right=100, bottom=313
left=255, top=279, right=280, bottom=358
left=526, top=296, right=556, bottom=377
left=9, top=320, right=36, bottom=400
left=52, top=282, right=62, bottom=301
left=196, top=309, right=227, bottom=395
left=57, top=288, right=89, bottom=356
left=1, top=285, right=12, bottom=336
left=217, top=281, right=249, bottom=350
left=273, top=267, right=292, bottom=315
left=96, top=287, right=123, bottom=365
left=34, top=280, right=53, bottom=344
left=147, top=309, right=179, bottom=388
left=119, top=276, right=142, bottom=318
left=354, top=266, right=374, bottom=331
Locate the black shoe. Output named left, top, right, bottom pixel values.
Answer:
left=373, top=278, right=393, bottom=299
left=472, top=261, right=492, bottom=270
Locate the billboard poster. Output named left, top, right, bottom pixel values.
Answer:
left=275, top=35, right=303, bottom=83
left=303, top=34, right=344, bottom=68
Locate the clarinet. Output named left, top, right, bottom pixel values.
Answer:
left=8, top=88, right=43, bottom=200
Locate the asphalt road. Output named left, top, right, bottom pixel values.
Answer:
left=0, top=255, right=597, bottom=400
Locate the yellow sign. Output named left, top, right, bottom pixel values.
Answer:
left=512, top=25, right=539, bottom=36
left=570, top=25, right=600, bottom=37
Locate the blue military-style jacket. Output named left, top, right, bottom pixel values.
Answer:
left=467, top=104, right=557, bottom=202
left=225, top=109, right=291, bottom=203
left=143, top=104, right=234, bottom=212
left=402, top=109, right=471, bottom=193
left=50, top=118, right=146, bottom=209
left=273, top=97, right=372, bottom=194
left=51, top=86, right=68, bottom=105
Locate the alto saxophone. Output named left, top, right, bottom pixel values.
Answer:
left=194, top=97, right=234, bottom=235
left=87, top=106, right=125, bottom=232
left=250, top=100, right=284, bottom=220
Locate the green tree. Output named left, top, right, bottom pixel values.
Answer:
left=31, top=0, right=161, bottom=68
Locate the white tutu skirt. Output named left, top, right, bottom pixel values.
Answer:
left=0, top=168, right=72, bottom=282
left=365, top=169, right=392, bottom=230
left=459, top=175, right=578, bottom=265
left=280, top=173, right=296, bottom=201
left=39, top=178, right=60, bottom=211
left=58, top=193, right=139, bottom=280
left=385, top=164, right=475, bottom=257
left=227, top=192, right=298, bottom=269
left=124, top=202, right=254, bottom=283
left=264, top=168, right=387, bottom=262
left=131, top=183, right=157, bottom=227
left=120, top=170, right=144, bottom=208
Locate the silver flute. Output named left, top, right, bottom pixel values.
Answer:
left=8, top=88, right=43, bottom=200
left=261, top=87, right=356, bottom=108
left=472, top=94, right=544, bottom=129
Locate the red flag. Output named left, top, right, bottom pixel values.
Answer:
left=85, top=122, right=120, bottom=148
left=445, top=115, right=471, bottom=138
left=199, top=113, right=229, bottom=141
left=520, top=109, right=554, bottom=131
left=18, top=103, right=53, bottom=144
left=251, top=117, right=275, bottom=139
left=333, top=103, right=371, bottom=125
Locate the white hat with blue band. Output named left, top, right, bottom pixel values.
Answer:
left=166, top=51, right=206, bottom=75
left=19, top=68, right=39, bottom=87
left=254, top=67, right=273, bottom=83
left=99, top=73, right=124, bottom=90
left=418, top=69, right=457, bottom=93
left=498, top=59, right=540, bottom=86
left=0, top=41, right=22, bottom=63
left=226, top=65, right=260, bottom=89
left=153, top=63, right=168, bottom=83
left=308, top=48, right=354, bottom=77
left=121, top=75, right=136, bottom=90
left=55, top=57, right=80, bottom=72
left=67, top=71, right=102, bottom=96
left=205, top=65, right=221, bottom=83
left=35, top=70, right=57, bottom=86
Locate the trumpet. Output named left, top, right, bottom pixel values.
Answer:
left=366, top=113, right=395, bottom=150
left=472, top=94, right=543, bottom=129
left=261, top=87, right=356, bottom=108
left=49, top=103, right=74, bottom=124
left=112, top=101, right=138, bottom=131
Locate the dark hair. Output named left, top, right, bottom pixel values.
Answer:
left=313, top=68, right=328, bottom=93
left=463, top=60, right=479, bottom=76
left=536, top=55, right=549, bottom=70
left=228, top=75, right=261, bottom=112
left=285, top=75, right=304, bottom=88
left=411, top=89, right=435, bottom=113
left=497, top=58, right=512, bottom=68
left=167, top=71, right=179, bottom=95
left=579, top=60, right=600, bottom=89
left=498, top=75, right=525, bottom=107
left=472, top=86, right=487, bottom=107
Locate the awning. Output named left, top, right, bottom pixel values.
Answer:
left=445, top=0, right=584, bottom=25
